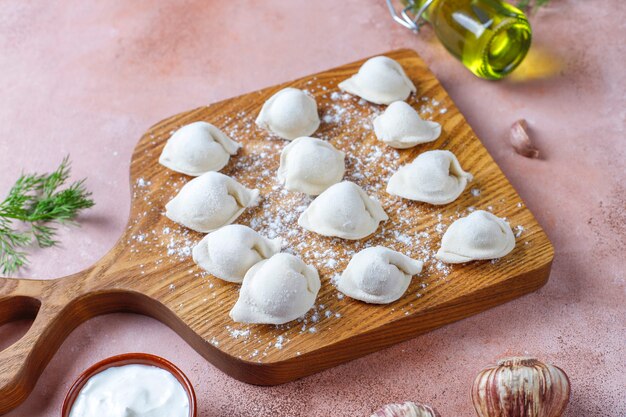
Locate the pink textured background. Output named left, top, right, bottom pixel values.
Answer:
left=1, top=1, right=624, bottom=416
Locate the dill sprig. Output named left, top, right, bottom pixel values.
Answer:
left=0, top=156, right=95, bottom=275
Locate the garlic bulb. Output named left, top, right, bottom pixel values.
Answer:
left=472, top=357, right=570, bottom=417
left=371, top=401, right=440, bottom=417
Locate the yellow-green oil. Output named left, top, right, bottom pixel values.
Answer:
left=412, top=0, right=532, bottom=79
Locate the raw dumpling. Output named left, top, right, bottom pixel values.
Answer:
left=337, top=246, right=423, bottom=304
left=298, top=181, right=388, bottom=240
left=229, top=253, right=321, bottom=325
left=159, top=121, right=240, bottom=176
left=373, top=101, right=441, bottom=149
left=165, top=172, right=259, bottom=233
left=436, top=210, right=516, bottom=263
left=255, top=87, right=320, bottom=140
left=278, top=136, right=345, bottom=195
left=192, top=225, right=282, bottom=283
left=338, top=56, right=416, bottom=105
left=387, top=150, right=472, bottom=205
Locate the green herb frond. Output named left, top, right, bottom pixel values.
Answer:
left=0, top=220, right=31, bottom=275
left=0, top=156, right=94, bottom=274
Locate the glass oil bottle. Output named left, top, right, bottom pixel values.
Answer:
left=389, top=0, right=532, bottom=80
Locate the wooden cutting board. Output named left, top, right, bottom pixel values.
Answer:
left=0, top=49, right=553, bottom=413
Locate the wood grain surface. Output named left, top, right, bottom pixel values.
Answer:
left=0, top=49, right=553, bottom=414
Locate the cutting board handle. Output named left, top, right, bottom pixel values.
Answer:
left=0, top=268, right=178, bottom=414
left=0, top=272, right=86, bottom=413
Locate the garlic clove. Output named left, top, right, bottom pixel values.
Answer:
left=472, top=357, right=570, bottom=417
left=510, top=119, right=540, bottom=158
left=371, top=401, right=441, bottom=417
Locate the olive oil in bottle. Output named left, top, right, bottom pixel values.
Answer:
left=409, top=0, right=532, bottom=79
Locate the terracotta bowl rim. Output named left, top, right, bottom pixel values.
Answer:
left=61, top=352, right=197, bottom=417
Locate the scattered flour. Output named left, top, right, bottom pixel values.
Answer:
left=126, top=80, right=526, bottom=360
left=274, top=335, right=284, bottom=349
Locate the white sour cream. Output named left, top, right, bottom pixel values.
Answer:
left=69, top=364, right=190, bottom=417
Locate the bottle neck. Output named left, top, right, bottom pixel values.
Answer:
left=409, top=0, right=439, bottom=23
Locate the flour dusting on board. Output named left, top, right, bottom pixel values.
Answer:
left=128, top=78, right=530, bottom=361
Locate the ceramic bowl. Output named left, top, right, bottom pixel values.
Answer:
left=61, top=352, right=197, bottom=417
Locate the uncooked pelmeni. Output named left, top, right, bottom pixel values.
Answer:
left=337, top=246, right=423, bottom=304
left=165, top=172, right=259, bottom=233
left=436, top=210, right=516, bottom=263
left=192, top=225, right=282, bottom=283
left=387, top=150, right=473, bottom=205
left=373, top=101, right=441, bottom=149
left=229, top=253, right=321, bottom=325
left=255, top=88, right=320, bottom=140
left=159, top=121, right=240, bottom=176
left=278, top=136, right=345, bottom=195
left=298, top=181, right=388, bottom=240
left=338, top=56, right=416, bottom=105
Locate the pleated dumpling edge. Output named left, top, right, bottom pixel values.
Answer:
left=387, top=150, right=472, bottom=205
left=159, top=121, right=241, bottom=176
left=277, top=136, right=345, bottom=196
left=165, top=172, right=259, bottom=233
left=298, top=181, right=388, bottom=240
left=338, top=56, right=416, bottom=105
left=373, top=101, right=441, bottom=149
left=337, top=246, right=423, bottom=304
left=255, top=88, right=320, bottom=140
left=192, top=225, right=282, bottom=283
left=436, top=210, right=516, bottom=263
left=229, top=253, right=321, bottom=325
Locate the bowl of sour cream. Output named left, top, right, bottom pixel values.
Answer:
left=62, top=353, right=196, bottom=417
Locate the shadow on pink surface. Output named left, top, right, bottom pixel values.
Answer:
left=0, top=0, right=624, bottom=416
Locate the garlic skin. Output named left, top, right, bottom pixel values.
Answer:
left=472, top=357, right=570, bottom=417
left=510, top=119, right=539, bottom=158
left=371, top=401, right=440, bottom=417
